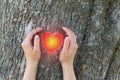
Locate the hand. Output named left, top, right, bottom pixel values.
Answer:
left=59, top=27, right=78, bottom=67
left=21, top=28, right=42, bottom=64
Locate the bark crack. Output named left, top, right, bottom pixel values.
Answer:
left=81, top=0, right=95, bottom=43
left=104, top=45, right=119, bottom=80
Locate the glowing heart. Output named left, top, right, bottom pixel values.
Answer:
left=41, top=32, right=63, bottom=54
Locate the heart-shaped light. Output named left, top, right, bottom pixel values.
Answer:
left=41, top=32, right=63, bottom=54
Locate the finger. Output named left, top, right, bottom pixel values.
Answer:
left=21, top=40, right=32, bottom=50
left=62, top=27, right=77, bottom=45
left=62, top=27, right=75, bottom=37
left=23, top=28, right=42, bottom=48
left=69, top=38, right=78, bottom=55
left=26, top=28, right=42, bottom=41
left=33, top=35, right=40, bottom=53
left=61, top=37, right=70, bottom=54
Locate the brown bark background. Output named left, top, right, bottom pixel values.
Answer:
left=0, top=0, right=120, bottom=80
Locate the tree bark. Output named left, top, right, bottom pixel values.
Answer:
left=0, top=0, right=120, bottom=80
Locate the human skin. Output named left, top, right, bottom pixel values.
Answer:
left=21, top=27, right=78, bottom=80
left=59, top=27, right=78, bottom=80
left=21, top=28, right=42, bottom=80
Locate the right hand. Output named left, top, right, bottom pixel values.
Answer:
left=59, top=27, right=78, bottom=67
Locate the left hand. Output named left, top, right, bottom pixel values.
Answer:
left=21, top=28, right=42, bottom=64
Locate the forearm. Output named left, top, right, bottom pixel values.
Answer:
left=62, top=64, right=76, bottom=80
left=23, top=61, right=38, bottom=80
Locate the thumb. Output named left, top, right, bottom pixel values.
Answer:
left=33, top=35, right=40, bottom=53
left=61, top=37, right=70, bottom=53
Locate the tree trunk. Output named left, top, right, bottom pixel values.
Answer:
left=0, top=0, right=120, bottom=80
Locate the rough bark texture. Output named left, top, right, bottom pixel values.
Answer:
left=0, top=0, right=120, bottom=80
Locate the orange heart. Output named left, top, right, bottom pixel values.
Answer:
left=41, top=32, right=63, bottom=54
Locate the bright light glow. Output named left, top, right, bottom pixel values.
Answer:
left=46, top=37, right=58, bottom=48
left=41, top=32, right=63, bottom=54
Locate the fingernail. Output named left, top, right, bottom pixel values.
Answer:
left=35, top=35, right=39, bottom=38
left=62, top=27, right=65, bottom=29
left=65, top=37, right=69, bottom=42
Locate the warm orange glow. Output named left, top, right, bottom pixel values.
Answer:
left=41, top=32, right=63, bottom=54
left=46, top=37, right=58, bottom=48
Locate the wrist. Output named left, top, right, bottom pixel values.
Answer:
left=26, top=60, right=39, bottom=66
left=61, top=63, right=76, bottom=80
left=62, top=63, right=74, bottom=76
left=61, top=62, right=73, bottom=69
